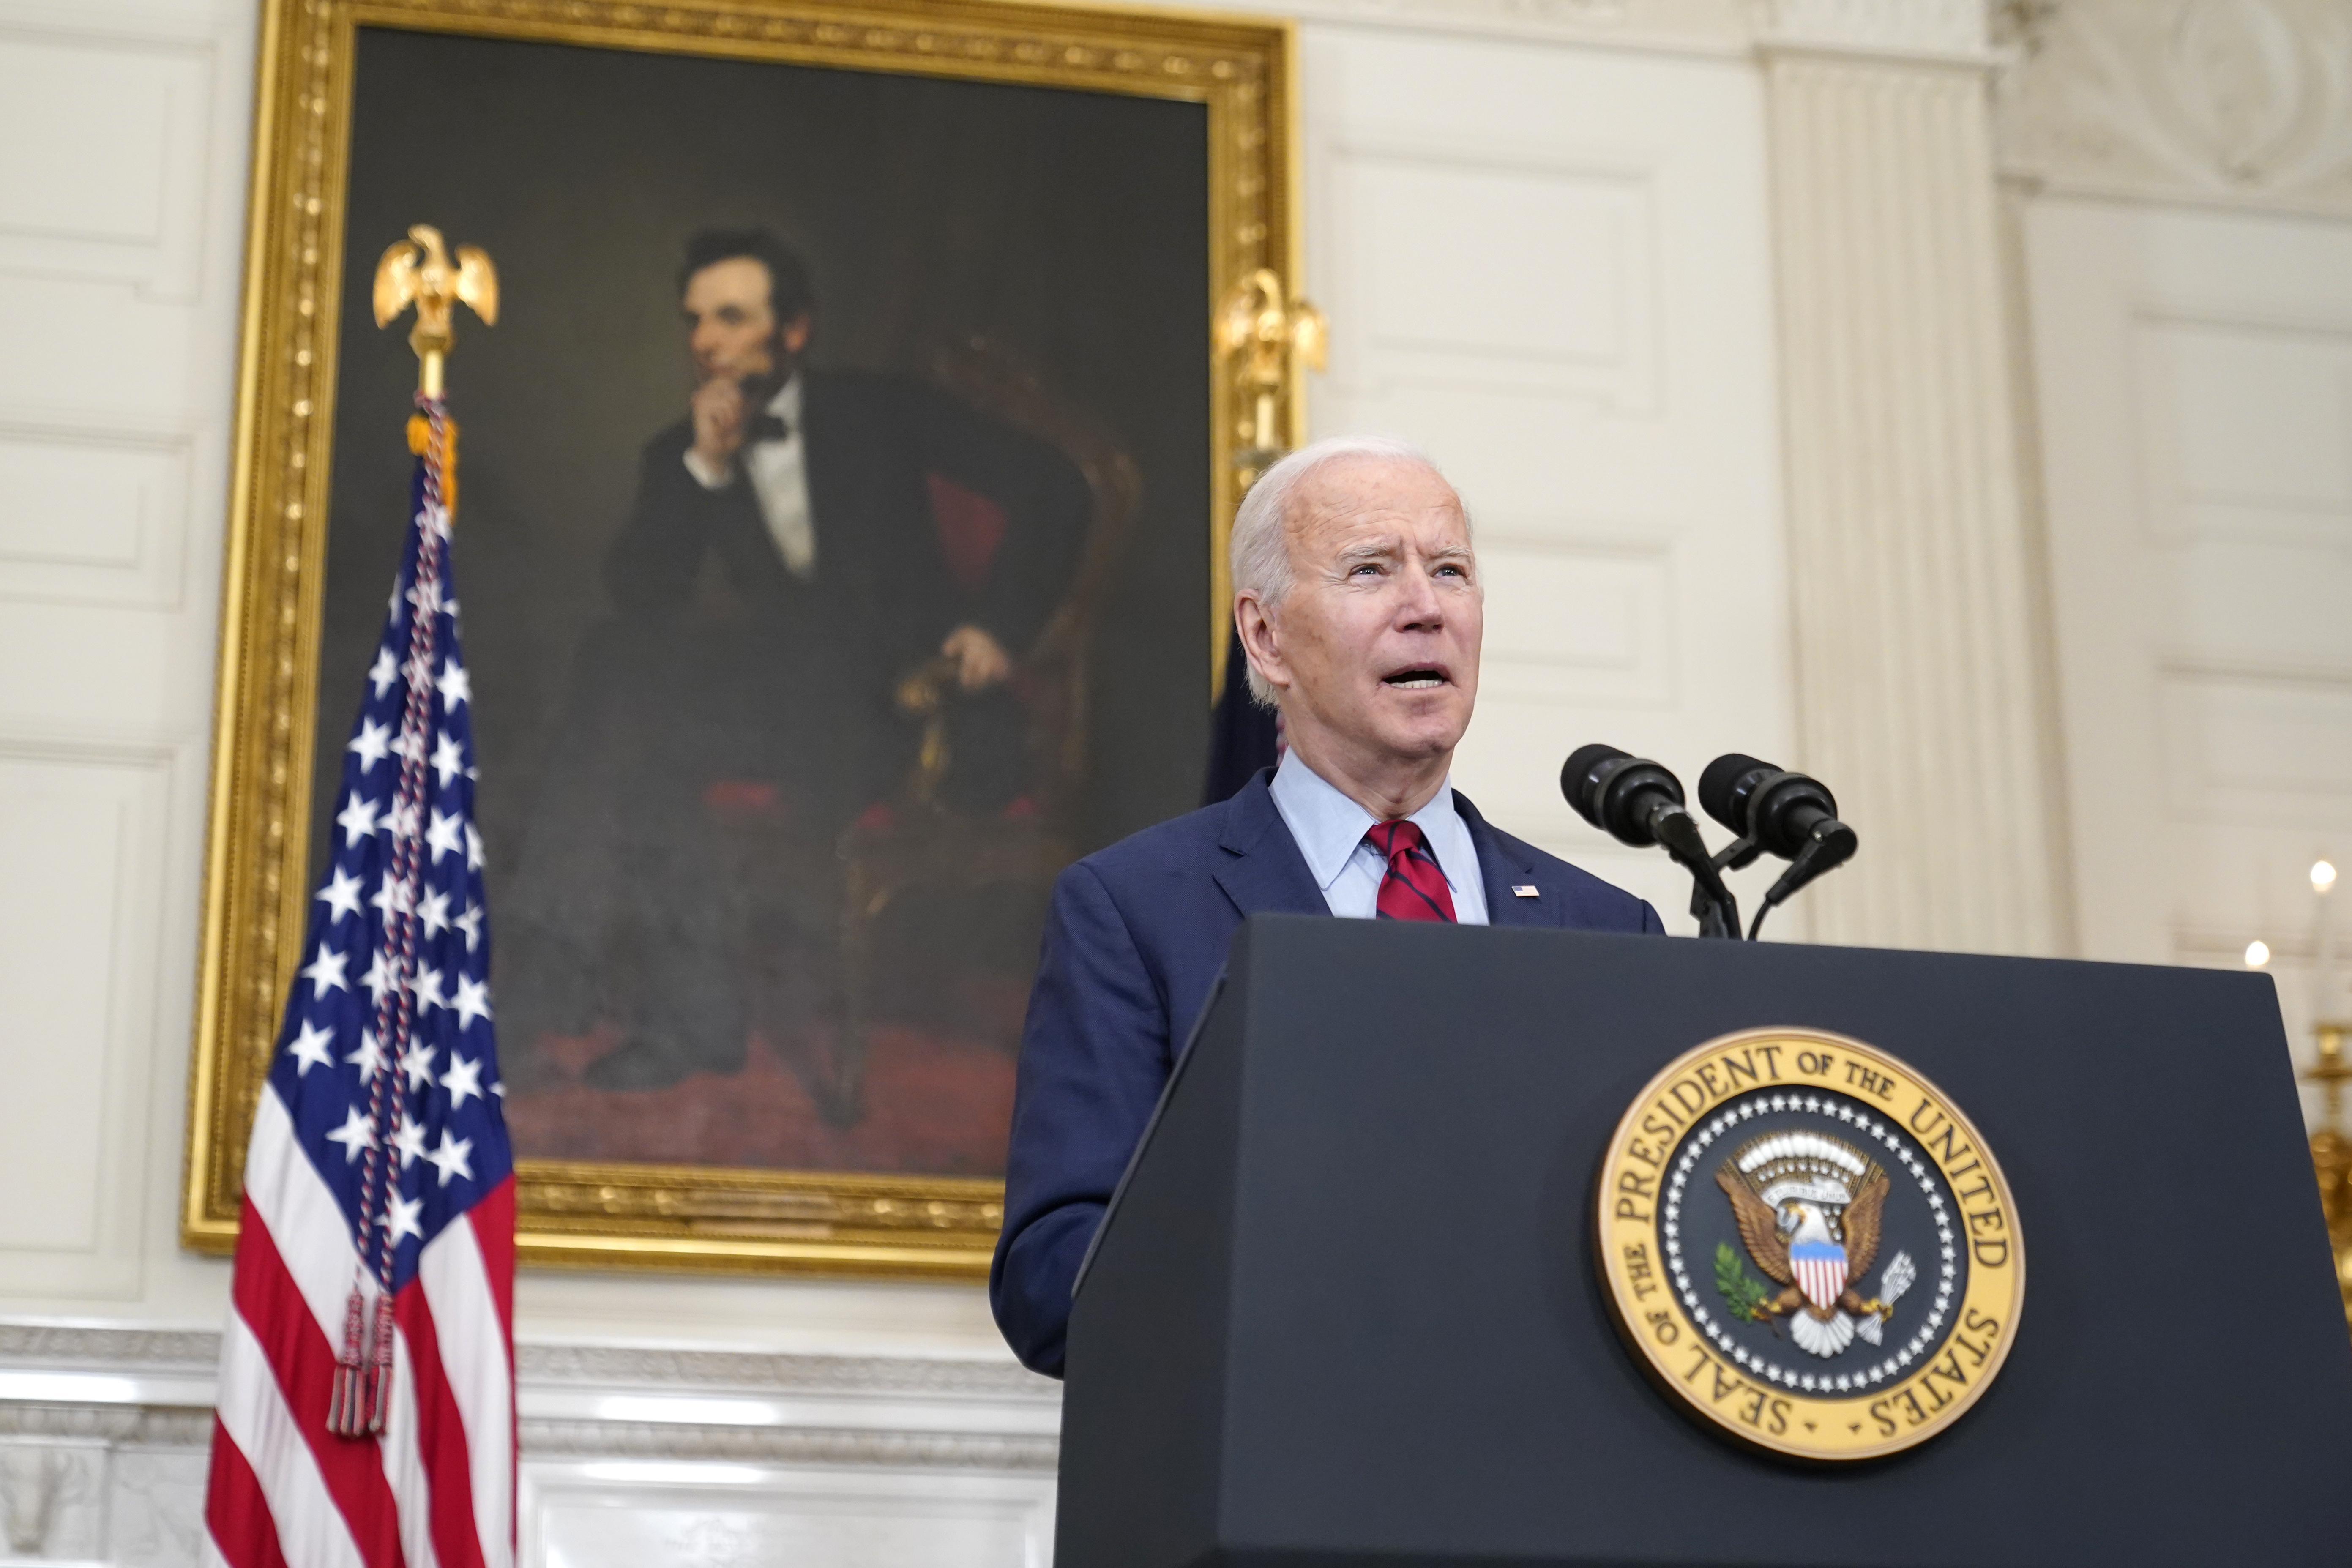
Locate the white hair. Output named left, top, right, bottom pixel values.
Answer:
left=1229, top=434, right=1463, bottom=707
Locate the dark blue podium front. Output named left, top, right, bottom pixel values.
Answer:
left=1058, top=915, right=2352, bottom=1568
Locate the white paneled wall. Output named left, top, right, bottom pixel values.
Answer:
left=2023, top=196, right=2352, bottom=1109
left=1302, top=24, right=1793, bottom=930
left=0, top=424, right=194, bottom=610
left=0, top=27, right=214, bottom=301
left=1329, top=150, right=1662, bottom=409
left=0, top=0, right=248, bottom=1330
left=0, top=741, right=175, bottom=1299
left=2000, top=0, right=2352, bottom=1122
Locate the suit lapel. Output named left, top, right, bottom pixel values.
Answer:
left=1208, top=776, right=1567, bottom=926
left=1211, top=771, right=1329, bottom=919
left=1455, top=791, right=1557, bottom=928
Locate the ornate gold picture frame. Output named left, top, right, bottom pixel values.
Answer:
left=189, top=0, right=1297, bottom=1277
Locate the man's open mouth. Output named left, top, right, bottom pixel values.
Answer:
left=1382, top=668, right=1448, bottom=691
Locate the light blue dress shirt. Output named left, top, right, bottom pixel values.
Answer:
left=1267, top=749, right=1490, bottom=925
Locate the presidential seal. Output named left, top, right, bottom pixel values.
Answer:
left=1595, top=1028, right=2023, bottom=1461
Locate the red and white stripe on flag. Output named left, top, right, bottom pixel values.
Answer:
left=207, top=1090, right=516, bottom=1568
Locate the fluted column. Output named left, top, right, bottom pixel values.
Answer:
left=1760, top=3, right=2071, bottom=956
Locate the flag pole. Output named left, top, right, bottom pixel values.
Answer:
left=209, top=219, right=518, bottom=1567
left=327, top=223, right=499, bottom=1440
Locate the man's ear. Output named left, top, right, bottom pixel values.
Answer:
left=1235, top=593, right=1287, bottom=696
left=780, top=314, right=813, bottom=355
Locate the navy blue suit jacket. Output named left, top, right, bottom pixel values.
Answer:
left=989, top=769, right=1665, bottom=1376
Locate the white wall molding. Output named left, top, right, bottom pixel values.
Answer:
left=0, top=2, right=219, bottom=46
left=1201, top=0, right=1999, bottom=63
left=0, top=412, right=195, bottom=611
left=0, top=1321, right=1062, bottom=1564
left=1756, top=0, right=1994, bottom=65
left=0, top=1324, right=1059, bottom=1434
left=0, top=1403, right=210, bottom=1448
left=1471, top=527, right=1680, bottom=710
left=1996, top=0, right=2352, bottom=217
left=0, top=1326, right=216, bottom=1371
left=1317, top=138, right=1663, bottom=411
left=0, top=23, right=216, bottom=303
left=0, top=740, right=178, bottom=1301
left=523, top=1418, right=1057, bottom=1470
left=0, top=1322, right=212, bottom=1567
left=515, top=1341, right=1054, bottom=1401
left=1217, top=0, right=1753, bottom=57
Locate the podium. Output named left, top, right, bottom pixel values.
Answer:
left=1060, top=916, right=2352, bottom=1568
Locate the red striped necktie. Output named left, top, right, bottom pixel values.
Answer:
left=1367, top=819, right=1457, bottom=922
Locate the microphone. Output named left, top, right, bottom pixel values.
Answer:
left=1697, top=753, right=1857, bottom=861
left=1562, top=745, right=1740, bottom=938
left=1696, top=754, right=1859, bottom=933
left=1561, top=744, right=1690, bottom=850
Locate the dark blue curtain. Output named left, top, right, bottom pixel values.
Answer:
left=1202, top=626, right=1280, bottom=803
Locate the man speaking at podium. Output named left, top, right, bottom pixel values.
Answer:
left=991, top=436, right=1664, bottom=1376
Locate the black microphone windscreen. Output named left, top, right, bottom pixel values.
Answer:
left=1699, top=752, right=1769, bottom=832
left=1561, top=744, right=1628, bottom=824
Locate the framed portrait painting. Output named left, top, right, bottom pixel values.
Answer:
left=188, top=0, right=1298, bottom=1276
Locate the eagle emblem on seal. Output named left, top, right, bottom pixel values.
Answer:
left=1716, top=1131, right=1916, bottom=1358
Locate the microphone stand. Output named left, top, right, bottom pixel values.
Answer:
left=1707, top=827, right=1852, bottom=940
left=1653, top=809, right=1742, bottom=940
left=1558, top=746, right=1748, bottom=939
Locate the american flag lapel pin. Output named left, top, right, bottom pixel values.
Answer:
left=1512, top=884, right=1540, bottom=898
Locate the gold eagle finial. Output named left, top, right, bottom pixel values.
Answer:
left=372, top=225, right=498, bottom=397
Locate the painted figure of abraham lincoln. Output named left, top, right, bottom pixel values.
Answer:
left=313, top=26, right=1210, bottom=1179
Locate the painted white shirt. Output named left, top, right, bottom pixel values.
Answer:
left=1267, top=749, right=1490, bottom=924
left=681, top=373, right=815, bottom=580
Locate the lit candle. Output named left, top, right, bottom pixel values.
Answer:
left=2315, top=859, right=2339, bottom=1023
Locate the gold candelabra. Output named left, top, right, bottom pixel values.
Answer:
left=1210, top=268, right=1325, bottom=698
left=2306, top=1022, right=2352, bottom=1328
left=1217, top=267, right=1326, bottom=486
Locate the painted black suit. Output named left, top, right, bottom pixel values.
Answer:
left=505, top=371, right=1090, bottom=1083
left=601, top=372, right=1088, bottom=801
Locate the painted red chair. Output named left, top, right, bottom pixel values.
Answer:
left=822, top=340, right=1139, bottom=1125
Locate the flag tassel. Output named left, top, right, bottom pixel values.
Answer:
left=361, top=1289, right=396, bottom=1434
left=326, top=1286, right=369, bottom=1437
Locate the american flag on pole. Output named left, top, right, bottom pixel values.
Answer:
left=207, top=402, right=515, bottom=1568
